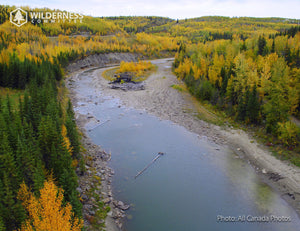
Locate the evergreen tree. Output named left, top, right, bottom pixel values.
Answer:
left=237, top=88, right=250, bottom=121
left=271, top=39, right=275, bottom=53
left=220, top=66, right=228, bottom=96
left=0, top=63, right=4, bottom=87
left=296, top=49, right=300, bottom=68
left=18, top=62, right=27, bottom=89
left=284, top=43, right=292, bottom=65
left=8, top=53, right=20, bottom=88
left=246, top=84, right=260, bottom=123
left=0, top=134, right=25, bottom=230
left=258, top=36, right=267, bottom=56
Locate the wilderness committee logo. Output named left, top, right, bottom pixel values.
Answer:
left=10, top=7, right=83, bottom=27
left=10, top=8, right=28, bottom=27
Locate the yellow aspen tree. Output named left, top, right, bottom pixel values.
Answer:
left=17, top=179, right=83, bottom=231
left=192, top=64, right=201, bottom=80
left=61, top=125, right=73, bottom=156
left=208, top=54, right=225, bottom=85
left=199, top=58, right=208, bottom=78
left=246, top=57, right=258, bottom=88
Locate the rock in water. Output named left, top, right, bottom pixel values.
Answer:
left=113, top=200, right=131, bottom=210
left=103, top=197, right=111, bottom=204
left=110, top=82, right=145, bottom=91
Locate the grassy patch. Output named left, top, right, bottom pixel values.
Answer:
left=170, top=84, right=185, bottom=92
left=102, top=67, right=119, bottom=81
left=0, top=87, right=23, bottom=108
left=192, top=98, right=229, bottom=126
left=170, top=83, right=228, bottom=125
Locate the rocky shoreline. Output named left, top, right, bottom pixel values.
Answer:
left=68, top=87, right=131, bottom=231
left=66, top=53, right=143, bottom=231
left=75, top=124, right=129, bottom=230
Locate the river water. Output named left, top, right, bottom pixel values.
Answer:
left=72, top=67, right=300, bottom=231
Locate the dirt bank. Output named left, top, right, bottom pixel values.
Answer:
left=92, top=58, right=300, bottom=216
left=67, top=53, right=141, bottom=73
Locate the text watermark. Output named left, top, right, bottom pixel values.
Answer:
left=10, top=7, right=83, bottom=27
left=217, top=215, right=291, bottom=223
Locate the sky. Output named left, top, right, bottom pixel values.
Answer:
left=2, top=0, right=300, bottom=19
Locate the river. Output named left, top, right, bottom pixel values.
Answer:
left=70, top=63, right=300, bottom=231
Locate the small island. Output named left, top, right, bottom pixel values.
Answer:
left=103, top=60, right=155, bottom=91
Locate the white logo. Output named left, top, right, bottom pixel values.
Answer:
left=10, top=8, right=28, bottom=27
left=9, top=8, right=83, bottom=26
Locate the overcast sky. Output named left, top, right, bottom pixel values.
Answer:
left=2, top=0, right=300, bottom=19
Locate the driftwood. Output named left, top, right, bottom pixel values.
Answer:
left=268, top=172, right=284, bottom=182
left=134, top=152, right=165, bottom=179
left=88, top=119, right=110, bottom=132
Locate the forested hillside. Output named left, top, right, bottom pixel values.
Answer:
left=0, top=4, right=299, bottom=230
left=0, top=46, right=83, bottom=229
left=174, top=27, right=300, bottom=159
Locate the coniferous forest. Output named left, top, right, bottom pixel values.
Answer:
left=0, top=4, right=299, bottom=230
left=0, top=52, right=82, bottom=230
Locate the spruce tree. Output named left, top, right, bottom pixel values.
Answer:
left=246, top=84, right=260, bottom=123
left=271, top=39, right=275, bottom=53
left=258, top=36, right=267, bottom=56
left=237, top=88, right=250, bottom=121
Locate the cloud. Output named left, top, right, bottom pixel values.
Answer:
left=2, top=0, right=300, bottom=19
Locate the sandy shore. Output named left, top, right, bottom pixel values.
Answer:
left=91, top=58, right=300, bottom=216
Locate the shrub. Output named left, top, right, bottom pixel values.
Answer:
left=277, top=121, right=300, bottom=147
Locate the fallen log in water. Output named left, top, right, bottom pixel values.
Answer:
left=134, top=152, right=165, bottom=179
left=88, top=119, right=110, bottom=131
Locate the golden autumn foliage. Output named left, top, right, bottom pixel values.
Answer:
left=174, top=57, right=193, bottom=80
left=61, top=124, right=73, bottom=155
left=117, top=60, right=154, bottom=77
left=277, top=121, right=300, bottom=146
left=0, top=21, right=178, bottom=66
left=17, top=179, right=83, bottom=231
left=208, top=54, right=225, bottom=85
left=174, top=30, right=300, bottom=149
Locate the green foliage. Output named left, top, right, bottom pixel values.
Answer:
left=0, top=53, right=63, bottom=90
left=258, top=35, right=268, bottom=56
left=277, top=121, right=300, bottom=147
left=0, top=52, right=82, bottom=230
left=246, top=85, right=260, bottom=123
left=195, top=80, right=214, bottom=101
left=173, top=23, right=300, bottom=150
left=171, top=84, right=184, bottom=92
